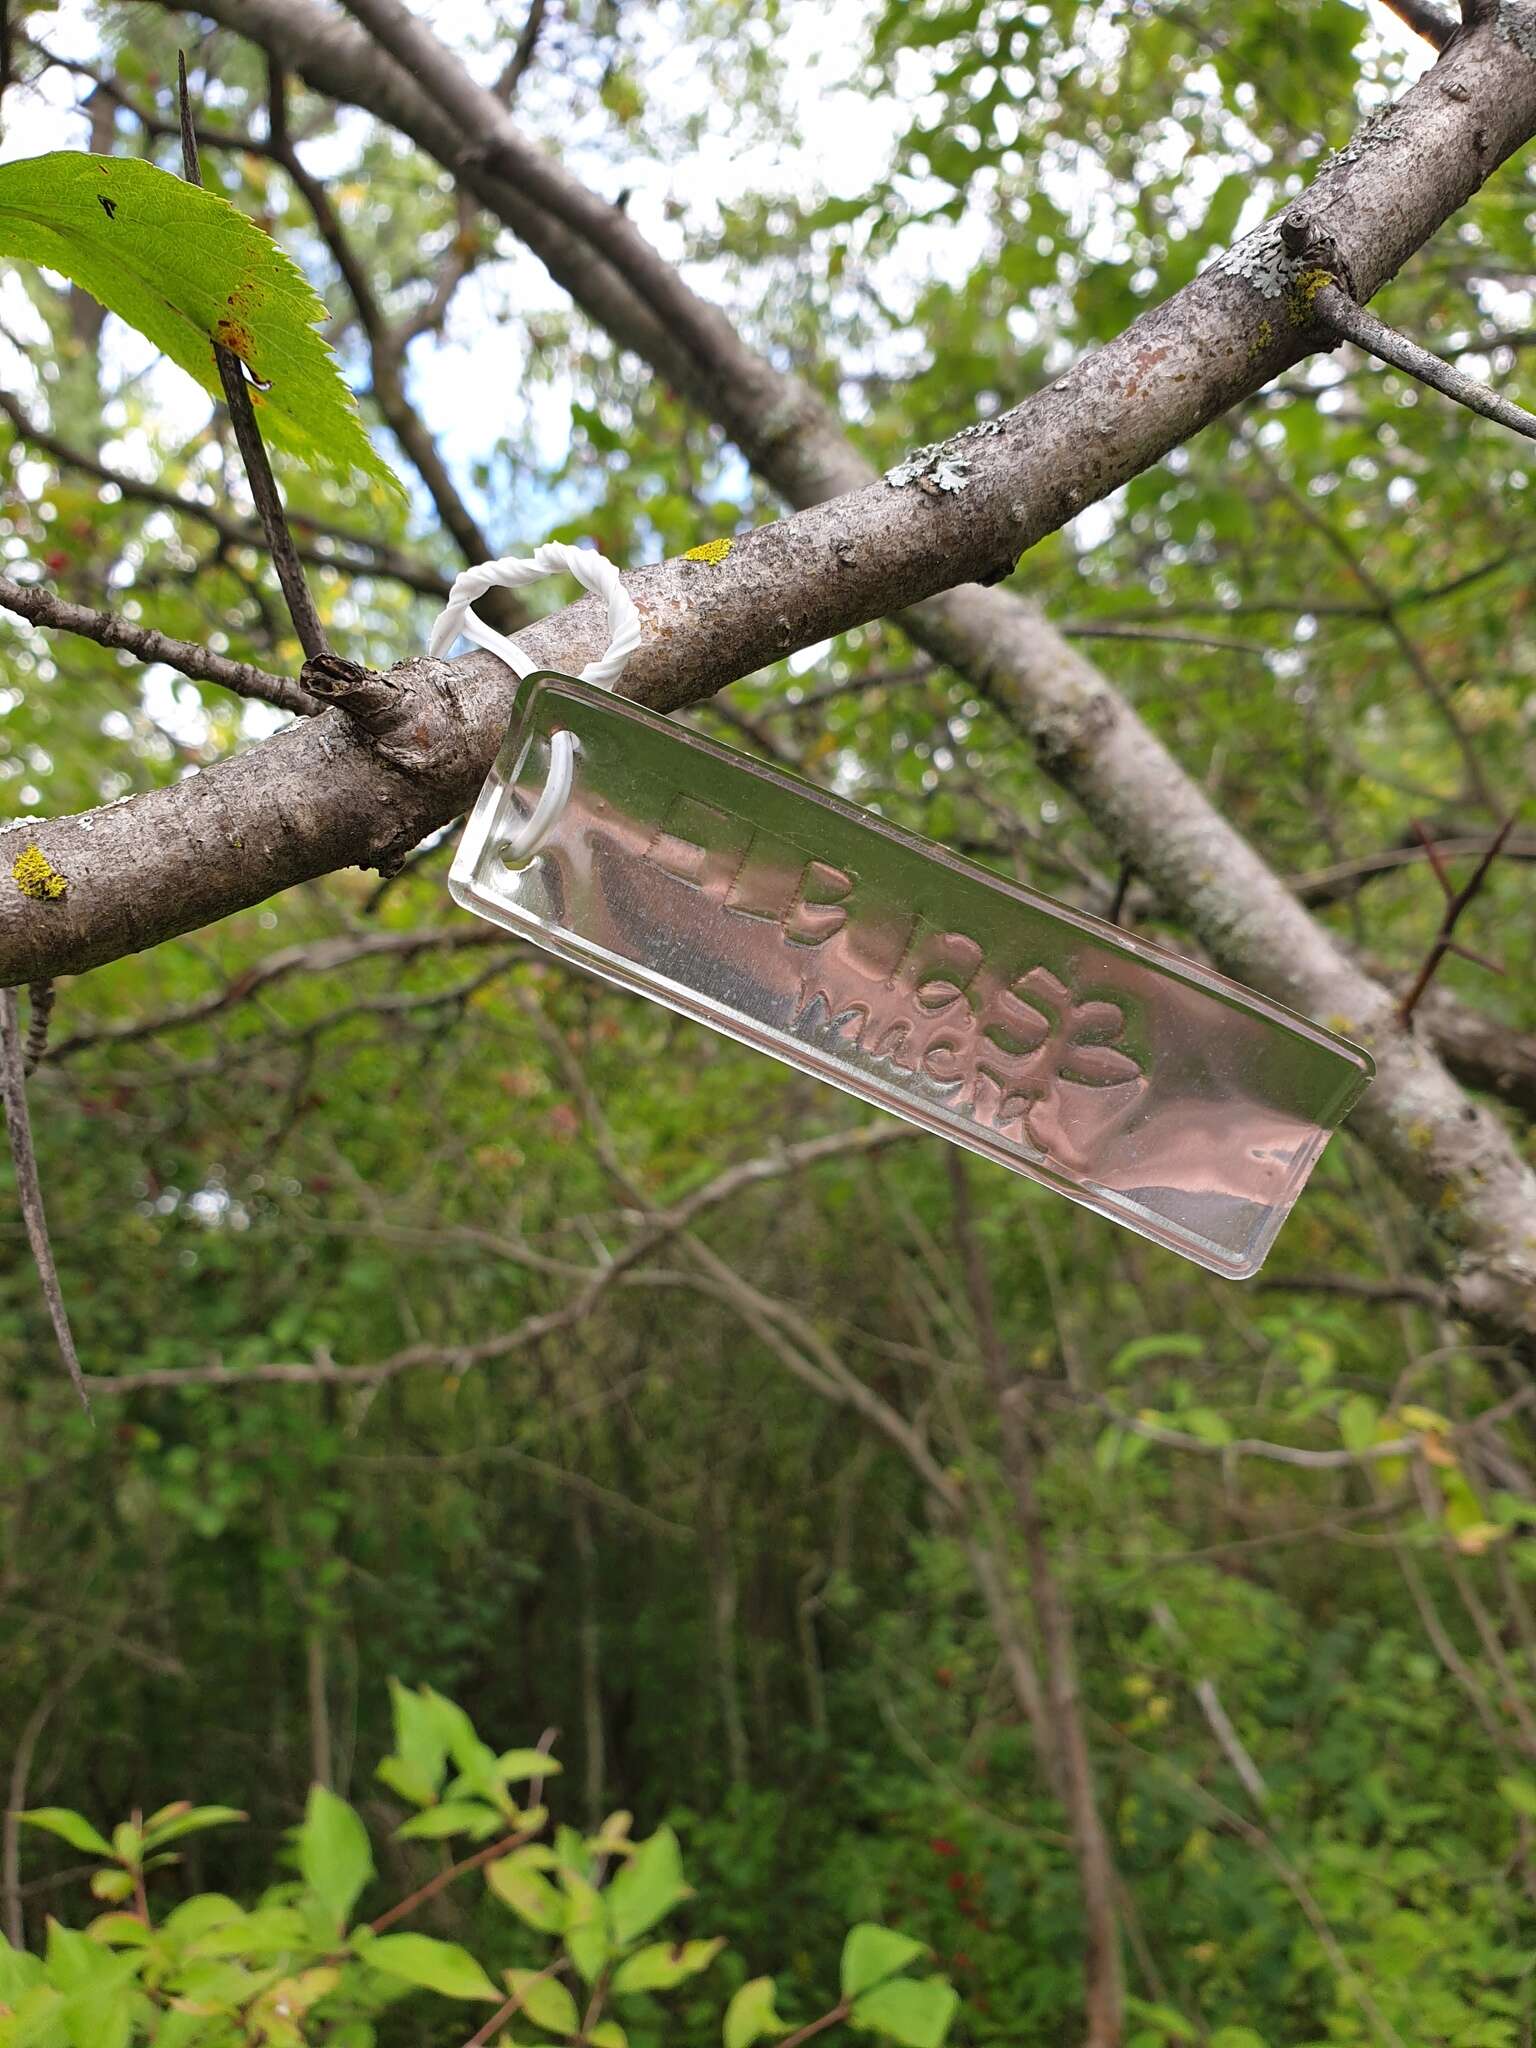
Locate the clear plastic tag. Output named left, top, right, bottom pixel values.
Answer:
left=451, top=673, right=1373, bottom=1277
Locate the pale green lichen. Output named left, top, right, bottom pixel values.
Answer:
left=683, top=537, right=734, bottom=565
left=11, top=845, right=66, bottom=901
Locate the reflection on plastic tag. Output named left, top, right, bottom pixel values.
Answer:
left=450, top=673, right=1373, bottom=1278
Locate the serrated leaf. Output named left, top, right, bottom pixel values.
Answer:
left=0, top=152, right=403, bottom=496
left=612, top=1937, right=726, bottom=1994
left=724, top=1976, right=788, bottom=2048
left=16, top=1809, right=112, bottom=1858
left=298, top=1786, right=374, bottom=1931
left=503, top=1968, right=579, bottom=2033
left=849, top=1975, right=958, bottom=2047
left=841, top=1926, right=926, bottom=1999
left=367, top=1933, right=500, bottom=2002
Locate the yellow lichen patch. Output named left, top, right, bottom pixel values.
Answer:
left=11, top=845, right=66, bottom=901
left=683, top=537, right=733, bottom=566
left=1289, top=266, right=1334, bottom=319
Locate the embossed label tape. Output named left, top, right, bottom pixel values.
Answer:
left=450, top=673, right=1374, bottom=1278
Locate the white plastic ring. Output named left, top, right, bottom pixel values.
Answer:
left=427, top=539, right=640, bottom=688
left=430, top=540, right=640, bottom=865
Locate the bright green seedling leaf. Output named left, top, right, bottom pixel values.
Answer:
left=588, top=2025, right=628, bottom=2048
left=16, top=1809, right=113, bottom=1858
left=487, top=1852, right=568, bottom=1933
left=395, top=1800, right=505, bottom=1842
left=850, top=1975, right=958, bottom=2047
left=841, top=1926, right=926, bottom=1999
left=504, top=1968, right=580, bottom=2033
left=142, top=1805, right=247, bottom=1851
left=0, top=152, right=404, bottom=496
left=605, top=1826, right=691, bottom=1944
left=367, top=1933, right=501, bottom=2002
left=612, top=1936, right=726, bottom=1994
left=1498, top=1777, right=1536, bottom=1819
left=724, top=1976, right=789, bottom=2048
left=88, top=1871, right=136, bottom=1903
left=297, top=1785, right=374, bottom=1931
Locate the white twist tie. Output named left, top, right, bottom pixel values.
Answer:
left=428, top=539, right=641, bottom=690
left=432, top=540, right=640, bottom=866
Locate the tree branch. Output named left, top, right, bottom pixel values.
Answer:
left=1377, top=0, right=1458, bottom=47
left=1398, top=816, right=1514, bottom=1023
left=1313, top=279, right=1536, bottom=441
left=0, top=574, right=318, bottom=714
left=0, top=990, right=89, bottom=1413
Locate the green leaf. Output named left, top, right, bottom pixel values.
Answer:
left=589, top=2025, right=628, bottom=2048
left=298, top=1786, right=374, bottom=1931
left=367, top=1933, right=500, bottom=2002
left=1498, top=1777, right=1536, bottom=1819
left=394, top=1801, right=504, bottom=1842
left=724, top=1977, right=788, bottom=2048
left=0, top=1933, right=45, bottom=2004
left=0, top=152, right=403, bottom=495
left=186, top=1906, right=310, bottom=1958
left=494, top=1748, right=563, bottom=1784
left=503, top=1968, right=580, bottom=2033
left=16, top=1809, right=112, bottom=1858
left=841, top=1926, right=925, bottom=1999
left=486, top=1852, right=567, bottom=1933
left=375, top=1757, right=441, bottom=1810
left=561, top=1870, right=611, bottom=1984
left=849, top=1976, right=958, bottom=2047
left=1337, top=1395, right=1379, bottom=1456
left=604, top=1826, right=691, bottom=1944
left=612, top=1937, right=726, bottom=1994
left=141, top=1806, right=247, bottom=1851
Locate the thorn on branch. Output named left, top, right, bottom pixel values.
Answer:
left=1398, top=816, right=1514, bottom=1025
left=1311, top=278, right=1536, bottom=445
left=0, top=988, right=92, bottom=1416
left=177, top=51, right=331, bottom=664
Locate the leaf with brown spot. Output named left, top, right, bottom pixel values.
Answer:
left=0, top=151, right=403, bottom=496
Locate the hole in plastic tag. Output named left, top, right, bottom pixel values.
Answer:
left=450, top=673, right=1373, bottom=1278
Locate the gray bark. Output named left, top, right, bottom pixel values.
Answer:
left=7, top=6, right=1536, bottom=1341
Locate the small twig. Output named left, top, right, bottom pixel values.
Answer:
left=0, top=574, right=318, bottom=715
left=0, top=990, right=91, bottom=1415
left=1398, top=816, right=1514, bottom=1024
left=177, top=52, right=330, bottom=662
left=776, top=2005, right=852, bottom=2048
left=495, top=0, right=549, bottom=101
left=1313, top=280, right=1536, bottom=444
left=22, top=981, right=53, bottom=1076
left=368, top=1823, right=537, bottom=1937
left=1377, top=0, right=1458, bottom=46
